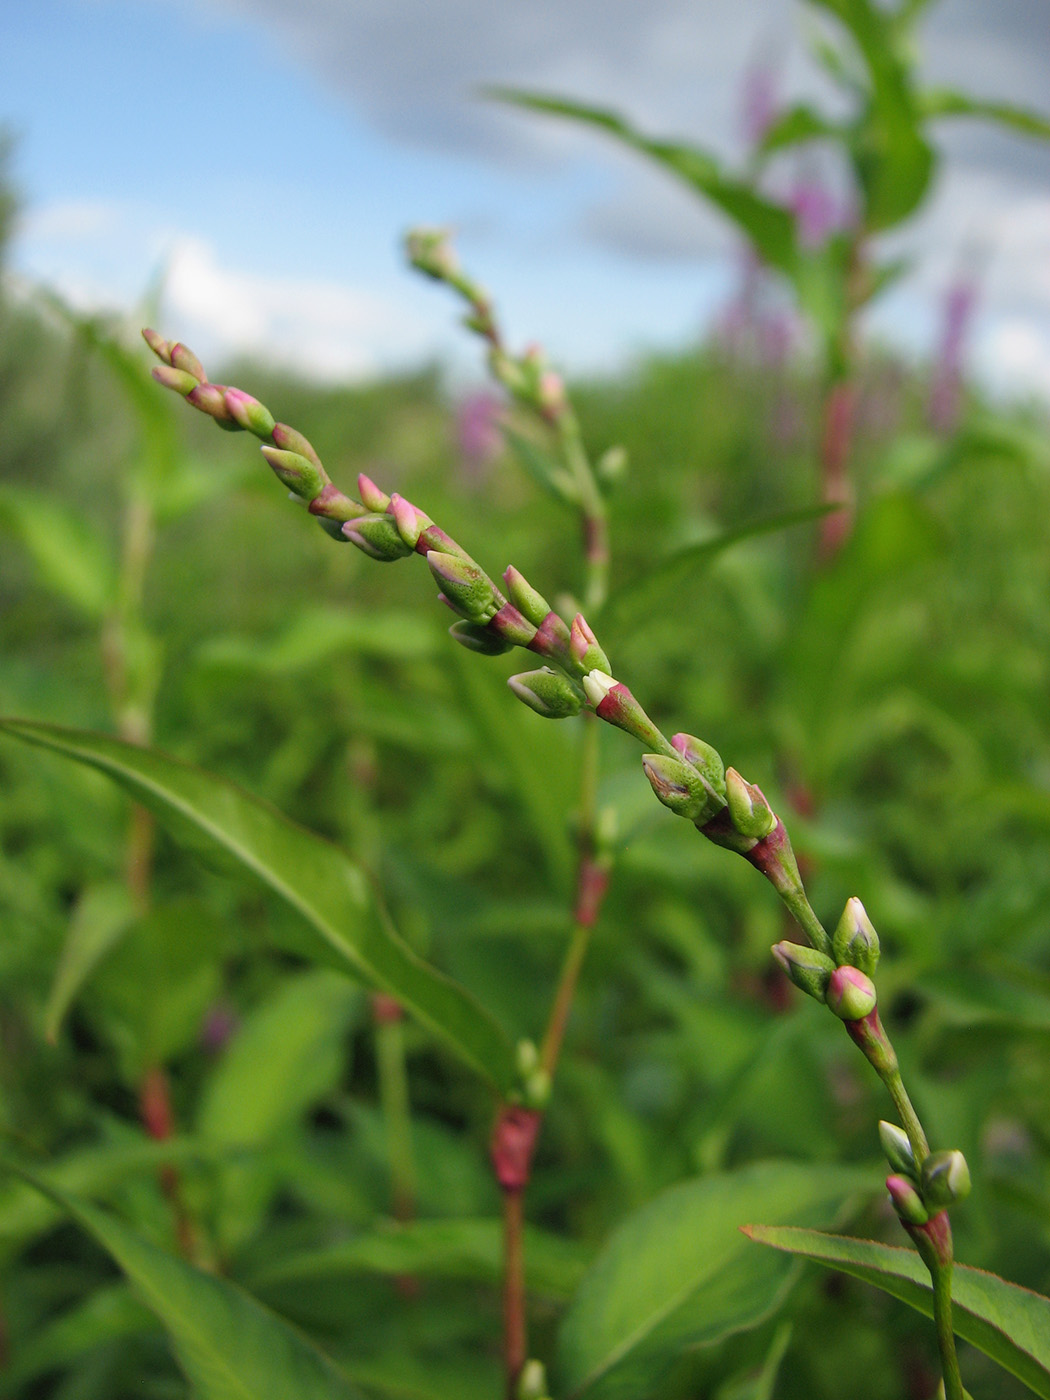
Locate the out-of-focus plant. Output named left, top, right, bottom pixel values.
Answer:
left=490, top=0, right=1050, bottom=557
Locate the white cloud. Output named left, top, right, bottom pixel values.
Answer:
left=18, top=199, right=123, bottom=242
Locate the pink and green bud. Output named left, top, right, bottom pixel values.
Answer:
left=921, top=1150, right=971, bottom=1210
left=405, top=227, right=458, bottom=280
left=508, top=667, right=583, bottom=719
left=487, top=603, right=537, bottom=648
left=169, top=341, right=206, bottom=380
left=272, top=422, right=323, bottom=468
left=772, top=941, right=835, bottom=1002
left=503, top=566, right=551, bottom=627
left=449, top=620, right=513, bottom=656
left=307, top=481, right=366, bottom=524
left=261, top=446, right=327, bottom=500
left=886, top=1174, right=929, bottom=1225
left=570, top=614, right=611, bottom=675
left=833, top=897, right=880, bottom=977
left=725, top=768, right=776, bottom=839
left=357, top=473, right=390, bottom=513
left=389, top=493, right=434, bottom=548
left=536, top=369, right=567, bottom=418
left=826, top=965, right=878, bottom=1022
left=427, top=551, right=499, bottom=624
left=342, top=513, right=415, bottom=561
left=642, top=754, right=721, bottom=823
left=141, top=327, right=172, bottom=363
left=187, top=382, right=237, bottom=428
left=151, top=364, right=198, bottom=396
left=671, top=732, right=727, bottom=800
left=224, top=389, right=275, bottom=439
left=879, top=1120, right=917, bottom=1177
left=528, top=610, right=573, bottom=664
left=583, top=673, right=676, bottom=754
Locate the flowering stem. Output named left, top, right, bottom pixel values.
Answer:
left=883, top=1067, right=930, bottom=1167
left=933, top=1257, right=965, bottom=1400
left=502, top=1188, right=527, bottom=1397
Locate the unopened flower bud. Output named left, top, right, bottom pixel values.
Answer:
left=503, top=566, right=551, bottom=627
left=826, top=965, right=878, bottom=1021
left=536, top=369, right=567, bottom=417
left=671, top=732, right=727, bottom=799
left=427, top=551, right=499, bottom=624
left=169, top=341, right=206, bottom=380
left=833, top=897, right=881, bottom=977
left=886, top=1173, right=929, bottom=1225
left=389, top=493, right=434, bottom=548
left=342, top=514, right=415, bottom=561
left=725, top=768, right=776, bottom=839
left=596, top=445, right=628, bottom=484
left=141, top=327, right=172, bottom=363
left=307, top=481, right=366, bottom=524
left=583, top=673, right=672, bottom=752
left=187, top=382, right=238, bottom=428
left=151, top=364, right=198, bottom=396
left=570, top=614, right=611, bottom=675
left=357, top=473, right=391, bottom=513
left=879, top=1120, right=917, bottom=1177
left=224, top=389, right=275, bottom=439
left=517, top=1359, right=551, bottom=1400
left=508, top=668, right=583, bottom=719
left=642, top=754, right=722, bottom=823
left=448, top=620, right=513, bottom=655
left=261, top=446, right=327, bottom=500
left=921, top=1150, right=971, bottom=1210
left=772, top=941, right=835, bottom=1002
left=272, top=422, right=323, bottom=468
left=405, top=227, right=458, bottom=280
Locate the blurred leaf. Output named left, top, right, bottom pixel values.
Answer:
left=0, top=486, right=116, bottom=618
left=198, top=971, right=363, bottom=1148
left=758, top=104, right=842, bottom=155
left=198, top=606, right=439, bottom=674
left=601, top=503, right=835, bottom=636
left=253, top=1217, right=589, bottom=1301
left=713, top=1322, right=793, bottom=1400
left=502, top=426, right=578, bottom=501
left=921, top=968, right=1050, bottom=1035
left=0, top=1283, right=151, bottom=1396
left=45, top=880, right=137, bottom=1041
left=4, top=1162, right=364, bottom=1400
left=919, top=89, right=1050, bottom=141
left=744, top=1226, right=1050, bottom=1397
left=555, top=1161, right=872, bottom=1398
left=0, top=720, right=517, bottom=1092
left=489, top=89, right=802, bottom=279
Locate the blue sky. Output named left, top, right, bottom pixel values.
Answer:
left=4, top=0, right=1050, bottom=395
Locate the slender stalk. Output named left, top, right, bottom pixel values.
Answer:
left=882, top=1067, right=930, bottom=1166
left=373, top=995, right=416, bottom=1221
left=557, top=418, right=609, bottom=614
left=933, top=1259, right=965, bottom=1400
left=502, top=1189, right=527, bottom=1397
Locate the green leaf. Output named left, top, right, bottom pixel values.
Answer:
left=918, top=89, right=1050, bottom=141
left=757, top=104, right=842, bottom=156
left=252, top=1217, right=589, bottom=1302
left=0, top=720, right=517, bottom=1092
left=0, top=486, right=117, bottom=618
left=489, top=89, right=802, bottom=280
left=198, top=971, right=363, bottom=1148
left=744, top=1226, right=1050, bottom=1398
left=45, top=880, right=137, bottom=1041
left=3, top=1162, right=364, bottom=1400
left=502, top=426, right=578, bottom=502
left=600, top=503, right=836, bottom=636
left=0, top=1283, right=151, bottom=1395
left=555, top=1160, right=872, bottom=1398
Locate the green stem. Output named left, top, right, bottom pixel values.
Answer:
left=882, top=1067, right=930, bottom=1166
left=502, top=1187, right=527, bottom=1398
left=557, top=416, right=608, bottom=614
left=779, top=887, right=833, bottom=959
left=933, top=1259, right=965, bottom=1400
left=374, top=1000, right=416, bottom=1220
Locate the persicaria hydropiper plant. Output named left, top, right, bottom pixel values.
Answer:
left=139, top=225, right=981, bottom=1399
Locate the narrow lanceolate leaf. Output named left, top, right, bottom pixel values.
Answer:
left=918, top=89, right=1050, bottom=142
left=3, top=1164, right=363, bottom=1400
left=555, top=1161, right=873, bottom=1399
left=744, top=1226, right=1050, bottom=1399
left=0, top=720, right=516, bottom=1092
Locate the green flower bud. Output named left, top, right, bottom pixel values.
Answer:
left=772, top=941, right=835, bottom=1002
left=449, top=620, right=513, bottom=655
left=307, top=481, right=366, bottom=524
left=187, top=382, right=238, bottom=428
left=569, top=613, right=611, bottom=674
left=583, top=673, right=670, bottom=752
left=826, top=965, right=878, bottom=1022
left=261, top=446, right=327, bottom=500
left=725, top=768, right=776, bottom=839
left=151, top=364, right=198, bottom=396
left=427, top=551, right=499, bottom=624
left=224, top=389, right=275, bottom=439
left=141, top=327, right=172, bottom=363
left=642, top=753, right=722, bottom=823
left=508, top=667, right=583, bottom=719
left=503, top=566, right=551, bottom=627
left=671, top=732, right=726, bottom=799
left=886, top=1174, right=929, bottom=1225
left=921, top=1150, right=971, bottom=1210
left=405, top=227, right=458, bottom=279
left=833, top=897, right=881, bottom=977
left=357, top=472, right=391, bottom=513
left=342, top=514, right=415, bottom=561
left=879, top=1120, right=917, bottom=1177
left=272, top=422, right=323, bottom=467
